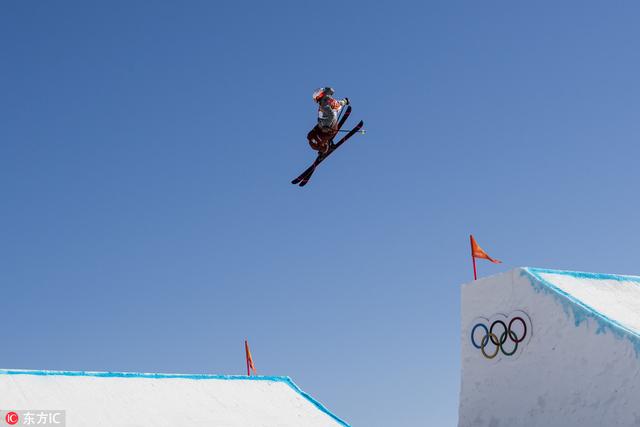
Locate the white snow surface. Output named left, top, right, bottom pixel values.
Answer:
left=536, top=271, right=640, bottom=334
left=0, top=370, right=349, bottom=427
left=459, top=267, right=640, bottom=427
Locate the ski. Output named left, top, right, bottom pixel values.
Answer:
left=290, top=163, right=316, bottom=186
left=293, top=120, right=364, bottom=187
left=336, top=105, right=352, bottom=131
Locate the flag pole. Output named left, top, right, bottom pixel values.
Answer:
left=245, top=340, right=250, bottom=376
left=470, top=235, right=477, bottom=280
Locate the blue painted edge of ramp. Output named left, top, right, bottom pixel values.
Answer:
left=526, top=267, right=640, bottom=284
left=0, top=369, right=351, bottom=427
left=522, top=267, right=640, bottom=356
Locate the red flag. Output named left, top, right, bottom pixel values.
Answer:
left=470, top=235, right=502, bottom=264
left=245, top=340, right=257, bottom=376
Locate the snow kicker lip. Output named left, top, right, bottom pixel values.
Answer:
left=470, top=311, right=532, bottom=361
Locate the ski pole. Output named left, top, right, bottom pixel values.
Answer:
left=335, top=128, right=366, bottom=135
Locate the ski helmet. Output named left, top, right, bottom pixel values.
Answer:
left=312, top=87, right=335, bottom=102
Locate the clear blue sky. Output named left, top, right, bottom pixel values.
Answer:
left=2, top=1, right=640, bottom=425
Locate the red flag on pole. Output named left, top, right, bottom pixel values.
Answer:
left=470, top=235, right=502, bottom=280
left=245, top=340, right=257, bottom=376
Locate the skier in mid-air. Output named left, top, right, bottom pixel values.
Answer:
left=292, top=87, right=363, bottom=187
left=307, top=87, right=349, bottom=154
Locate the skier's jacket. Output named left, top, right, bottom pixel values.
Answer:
left=317, top=96, right=348, bottom=130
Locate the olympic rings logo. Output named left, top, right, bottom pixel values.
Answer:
left=470, top=311, right=532, bottom=360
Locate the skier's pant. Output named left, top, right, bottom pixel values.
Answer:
left=307, top=123, right=336, bottom=152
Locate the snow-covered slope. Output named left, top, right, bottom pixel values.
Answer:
left=459, top=267, right=640, bottom=427
left=0, top=370, right=350, bottom=427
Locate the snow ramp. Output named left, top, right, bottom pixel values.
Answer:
left=459, top=267, right=640, bottom=427
left=0, top=369, right=350, bottom=427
